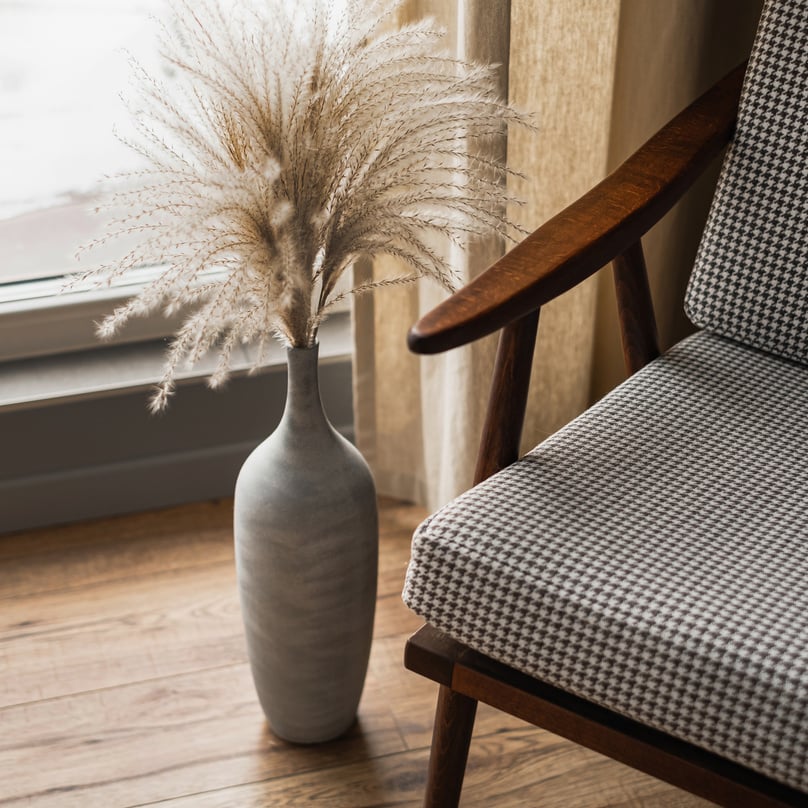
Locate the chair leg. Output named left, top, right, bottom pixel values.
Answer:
left=423, top=685, right=478, bottom=808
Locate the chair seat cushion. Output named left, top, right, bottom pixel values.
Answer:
left=403, top=331, right=808, bottom=792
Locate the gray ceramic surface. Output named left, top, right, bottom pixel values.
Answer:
left=234, top=344, right=378, bottom=743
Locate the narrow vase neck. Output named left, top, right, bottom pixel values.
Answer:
left=282, top=344, right=330, bottom=433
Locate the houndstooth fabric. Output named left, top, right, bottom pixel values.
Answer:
left=685, top=0, right=808, bottom=364
left=403, top=331, right=808, bottom=792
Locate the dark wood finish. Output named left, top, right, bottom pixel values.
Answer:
left=473, top=308, right=541, bottom=484
left=408, top=62, right=746, bottom=355
left=406, top=626, right=806, bottom=808
left=423, top=686, right=478, bottom=808
left=612, top=240, right=660, bottom=374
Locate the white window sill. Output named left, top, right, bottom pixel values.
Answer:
left=0, top=309, right=352, bottom=412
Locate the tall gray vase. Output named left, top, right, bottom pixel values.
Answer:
left=233, top=343, right=378, bottom=744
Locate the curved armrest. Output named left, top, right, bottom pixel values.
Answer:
left=409, top=62, right=746, bottom=355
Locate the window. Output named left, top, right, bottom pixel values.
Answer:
left=0, top=0, right=174, bottom=360
left=0, top=1, right=165, bottom=281
left=0, top=0, right=350, bottom=363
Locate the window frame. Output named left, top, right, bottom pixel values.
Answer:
left=0, top=270, right=184, bottom=363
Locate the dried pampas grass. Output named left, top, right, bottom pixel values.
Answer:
left=77, top=0, right=530, bottom=410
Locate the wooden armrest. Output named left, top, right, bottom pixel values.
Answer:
left=408, top=62, right=746, bottom=355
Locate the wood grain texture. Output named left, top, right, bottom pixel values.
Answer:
left=612, top=240, right=660, bottom=374
left=408, top=62, right=745, bottom=355
left=423, top=686, right=477, bottom=808
left=473, top=309, right=541, bottom=485
left=406, top=625, right=803, bottom=807
left=0, top=498, right=709, bottom=806
left=0, top=500, right=234, bottom=600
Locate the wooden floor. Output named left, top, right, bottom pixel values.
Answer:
left=0, top=497, right=710, bottom=807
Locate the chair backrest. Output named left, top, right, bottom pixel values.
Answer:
left=685, top=0, right=808, bottom=365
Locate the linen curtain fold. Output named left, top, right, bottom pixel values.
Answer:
left=353, top=0, right=763, bottom=513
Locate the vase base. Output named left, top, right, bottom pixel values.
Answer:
left=268, top=714, right=358, bottom=745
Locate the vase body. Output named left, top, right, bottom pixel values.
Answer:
left=234, top=344, right=378, bottom=743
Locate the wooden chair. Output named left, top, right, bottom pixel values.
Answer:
left=402, top=2, right=808, bottom=806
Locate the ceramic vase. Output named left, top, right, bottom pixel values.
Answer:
left=234, top=343, right=378, bottom=743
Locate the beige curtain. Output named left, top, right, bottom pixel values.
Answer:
left=592, top=0, right=764, bottom=399
left=354, top=0, right=763, bottom=513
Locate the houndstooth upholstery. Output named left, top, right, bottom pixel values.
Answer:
left=403, top=331, right=808, bottom=792
left=685, top=0, right=808, bottom=363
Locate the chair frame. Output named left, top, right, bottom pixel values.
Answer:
left=404, top=63, right=807, bottom=808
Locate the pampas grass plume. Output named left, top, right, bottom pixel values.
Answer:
left=76, top=0, right=531, bottom=410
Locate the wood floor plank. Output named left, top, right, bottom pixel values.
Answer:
left=0, top=494, right=418, bottom=603
left=133, top=728, right=707, bottom=808
left=0, top=664, right=405, bottom=808
left=459, top=730, right=709, bottom=808
left=0, top=572, right=417, bottom=711
left=0, top=561, right=246, bottom=708
left=0, top=501, right=234, bottom=600
left=0, top=506, right=419, bottom=709
left=0, top=497, right=708, bottom=807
